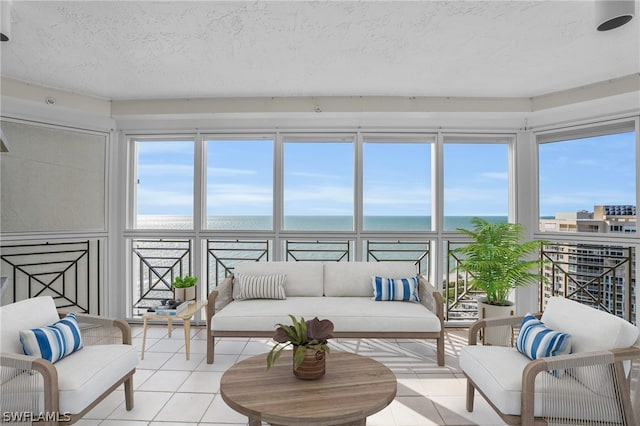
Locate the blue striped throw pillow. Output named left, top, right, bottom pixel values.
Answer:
left=371, top=276, right=421, bottom=302
left=516, top=313, right=571, bottom=372
left=19, top=313, right=84, bottom=363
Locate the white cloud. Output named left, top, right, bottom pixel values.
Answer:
left=207, top=167, right=256, bottom=177
left=481, top=172, right=508, bottom=180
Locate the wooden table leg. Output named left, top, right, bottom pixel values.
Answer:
left=141, top=317, right=148, bottom=360
left=167, top=317, right=173, bottom=337
left=248, top=417, right=261, bottom=426
left=184, top=317, right=191, bottom=360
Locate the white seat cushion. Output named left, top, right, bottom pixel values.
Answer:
left=211, top=297, right=441, bottom=333
left=460, top=345, right=622, bottom=422
left=0, top=344, right=138, bottom=415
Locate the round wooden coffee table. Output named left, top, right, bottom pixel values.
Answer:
left=220, top=351, right=397, bottom=426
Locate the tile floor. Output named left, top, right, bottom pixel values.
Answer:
left=76, top=324, right=508, bottom=426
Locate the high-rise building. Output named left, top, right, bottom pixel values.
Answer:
left=539, top=205, right=636, bottom=324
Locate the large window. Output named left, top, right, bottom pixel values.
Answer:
left=133, top=139, right=194, bottom=229
left=443, top=138, right=510, bottom=230
left=538, top=122, right=636, bottom=234
left=362, top=138, right=432, bottom=231
left=282, top=137, right=354, bottom=231
left=206, top=137, right=274, bottom=230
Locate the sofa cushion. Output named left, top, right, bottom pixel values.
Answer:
left=0, top=296, right=60, bottom=355
left=460, top=345, right=623, bottom=422
left=541, top=297, right=639, bottom=393
left=0, top=344, right=138, bottom=415
left=235, top=273, right=286, bottom=300
left=371, top=276, right=420, bottom=302
left=541, top=297, right=638, bottom=354
left=19, top=313, right=84, bottom=363
left=323, top=262, right=416, bottom=297
left=233, top=261, right=323, bottom=297
left=211, top=297, right=441, bottom=333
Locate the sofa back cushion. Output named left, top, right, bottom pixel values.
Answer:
left=541, top=297, right=638, bottom=354
left=324, top=261, right=416, bottom=297
left=0, top=296, right=60, bottom=354
left=233, top=261, right=324, bottom=297
left=541, top=297, right=639, bottom=394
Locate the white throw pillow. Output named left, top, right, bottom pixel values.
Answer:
left=235, top=273, right=287, bottom=300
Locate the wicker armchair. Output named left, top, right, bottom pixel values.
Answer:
left=1, top=296, right=137, bottom=425
left=460, top=297, right=639, bottom=426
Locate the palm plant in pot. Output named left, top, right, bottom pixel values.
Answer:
left=266, top=315, right=334, bottom=380
left=453, top=217, right=548, bottom=343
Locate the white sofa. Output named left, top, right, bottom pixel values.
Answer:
left=207, top=261, right=445, bottom=366
left=460, top=297, right=640, bottom=426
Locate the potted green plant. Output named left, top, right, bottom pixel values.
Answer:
left=453, top=217, right=548, bottom=342
left=267, top=315, right=334, bottom=380
left=171, top=274, right=198, bottom=301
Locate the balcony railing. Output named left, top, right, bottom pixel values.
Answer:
left=540, top=243, right=635, bottom=324
left=0, top=239, right=102, bottom=313
left=445, top=240, right=636, bottom=325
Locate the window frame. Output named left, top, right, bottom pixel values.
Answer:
left=534, top=118, right=638, bottom=240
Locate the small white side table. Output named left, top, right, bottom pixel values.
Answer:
left=141, top=300, right=208, bottom=360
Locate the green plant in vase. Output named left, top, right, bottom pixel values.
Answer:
left=266, top=315, right=334, bottom=371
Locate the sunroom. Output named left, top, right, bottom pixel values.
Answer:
left=0, top=1, right=638, bottom=425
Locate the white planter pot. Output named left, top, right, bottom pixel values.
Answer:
left=477, top=297, right=515, bottom=346
left=173, top=285, right=197, bottom=302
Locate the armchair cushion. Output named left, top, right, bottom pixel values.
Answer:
left=19, top=313, right=83, bottom=363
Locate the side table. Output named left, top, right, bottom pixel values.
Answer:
left=141, top=300, right=208, bottom=360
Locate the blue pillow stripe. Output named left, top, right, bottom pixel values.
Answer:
left=372, top=276, right=420, bottom=302
left=19, top=313, right=83, bottom=363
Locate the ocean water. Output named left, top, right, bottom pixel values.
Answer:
left=136, top=215, right=508, bottom=230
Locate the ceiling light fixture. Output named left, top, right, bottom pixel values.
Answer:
left=1, top=1, right=11, bottom=41
left=595, top=0, right=635, bottom=31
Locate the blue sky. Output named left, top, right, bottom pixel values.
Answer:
left=136, top=132, right=636, bottom=218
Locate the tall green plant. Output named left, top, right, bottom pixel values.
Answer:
left=454, top=217, right=547, bottom=306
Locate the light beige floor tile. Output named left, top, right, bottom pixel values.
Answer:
left=137, top=351, right=174, bottom=370
left=162, top=352, right=207, bottom=370
left=147, top=337, right=186, bottom=353
left=187, top=338, right=209, bottom=354
left=178, top=371, right=224, bottom=393
left=83, top=390, right=125, bottom=419
left=194, top=353, right=239, bottom=372
left=389, top=396, right=445, bottom=426
left=416, top=376, right=468, bottom=397
left=138, top=369, right=191, bottom=392
left=132, top=368, right=155, bottom=389
left=73, top=419, right=102, bottom=425
left=214, top=339, right=248, bottom=354
left=242, top=339, right=272, bottom=355
left=200, top=394, right=247, bottom=424
left=430, top=395, right=508, bottom=425
left=100, top=421, right=149, bottom=426
left=107, top=390, right=173, bottom=421
left=155, top=392, right=215, bottom=423
left=367, top=403, right=397, bottom=426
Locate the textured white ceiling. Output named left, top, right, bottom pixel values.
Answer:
left=1, top=1, right=639, bottom=101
